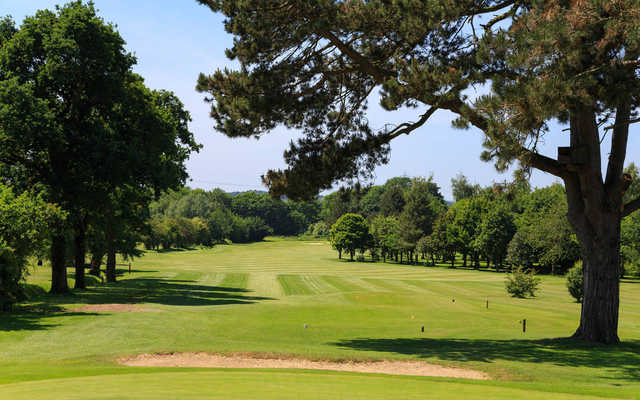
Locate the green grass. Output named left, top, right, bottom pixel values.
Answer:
left=1, top=237, right=639, bottom=399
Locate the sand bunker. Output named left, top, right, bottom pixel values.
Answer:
left=118, top=352, right=490, bottom=380
left=68, top=304, right=161, bottom=313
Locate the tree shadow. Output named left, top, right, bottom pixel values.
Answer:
left=0, top=305, right=100, bottom=332
left=331, top=337, right=640, bottom=381
left=40, top=278, right=273, bottom=307
left=115, top=268, right=159, bottom=275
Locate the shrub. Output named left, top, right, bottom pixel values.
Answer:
left=505, top=267, right=541, bottom=298
left=566, top=264, right=583, bottom=302
left=627, top=262, right=640, bottom=278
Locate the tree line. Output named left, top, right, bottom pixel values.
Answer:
left=143, top=188, right=321, bottom=249
left=323, top=172, right=640, bottom=279
left=194, top=0, right=640, bottom=343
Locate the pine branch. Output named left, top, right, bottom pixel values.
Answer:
left=383, top=106, right=439, bottom=140
left=319, top=30, right=392, bottom=84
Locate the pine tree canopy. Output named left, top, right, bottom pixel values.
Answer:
left=196, top=0, right=640, bottom=203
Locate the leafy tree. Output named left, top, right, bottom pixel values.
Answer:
left=206, top=208, right=234, bottom=243
left=505, top=267, right=541, bottom=298
left=621, top=163, right=640, bottom=277
left=320, top=189, right=360, bottom=226
left=475, top=205, right=516, bottom=269
left=451, top=174, right=481, bottom=202
left=431, top=211, right=457, bottom=267
left=509, top=185, right=580, bottom=275
left=416, top=235, right=438, bottom=266
left=379, top=183, right=406, bottom=217
left=448, top=197, right=487, bottom=267
left=370, top=216, right=400, bottom=262
left=359, top=185, right=384, bottom=219
left=197, top=0, right=640, bottom=343
left=0, top=3, right=198, bottom=292
left=329, top=214, right=372, bottom=261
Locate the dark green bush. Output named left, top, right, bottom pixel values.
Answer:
left=505, top=267, right=541, bottom=298
left=566, top=264, right=583, bottom=303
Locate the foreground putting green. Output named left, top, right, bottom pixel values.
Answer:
left=1, top=238, right=639, bottom=399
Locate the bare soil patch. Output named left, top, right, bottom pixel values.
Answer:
left=68, top=304, right=161, bottom=313
left=118, top=352, right=490, bottom=380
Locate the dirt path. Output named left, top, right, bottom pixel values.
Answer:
left=118, top=352, right=490, bottom=380
left=67, top=304, right=161, bottom=313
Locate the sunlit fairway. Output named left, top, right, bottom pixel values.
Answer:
left=1, top=238, right=639, bottom=399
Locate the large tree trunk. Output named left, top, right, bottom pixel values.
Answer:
left=561, top=108, right=627, bottom=344
left=566, top=177, right=621, bottom=344
left=571, top=223, right=620, bottom=344
left=50, top=233, right=69, bottom=294
left=73, top=222, right=86, bottom=289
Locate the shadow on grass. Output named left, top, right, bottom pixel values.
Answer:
left=3, top=278, right=273, bottom=332
left=41, top=277, right=273, bottom=308
left=331, top=337, right=640, bottom=381
left=115, top=268, right=159, bottom=275
left=0, top=305, right=100, bottom=332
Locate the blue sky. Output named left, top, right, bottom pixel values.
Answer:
left=4, top=0, right=639, bottom=200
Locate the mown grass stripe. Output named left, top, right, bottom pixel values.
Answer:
left=321, top=276, right=365, bottom=293
left=277, top=275, right=312, bottom=295
left=220, top=273, right=249, bottom=290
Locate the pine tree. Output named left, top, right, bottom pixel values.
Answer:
left=196, top=0, right=640, bottom=343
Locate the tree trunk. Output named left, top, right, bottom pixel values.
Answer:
left=349, top=250, right=354, bottom=261
left=73, top=223, right=86, bottom=289
left=89, top=253, right=103, bottom=277
left=50, top=233, right=69, bottom=294
left=338, top=249, right=342, bottom=259
left=106, top=246, right=116, bottom=283
left=568, top=208, right=621, bottom=344
left=105, top=226, right=117, bottom=283
left=561, top=108, right=625, bottom=344
left=463, top=252, right=467, bottom=267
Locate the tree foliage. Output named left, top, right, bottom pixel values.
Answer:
left=0, top=185, right=63, bottom=309
left=329, top=213, right=372, bottom=261
left=0, top=3, right=199, bottom=289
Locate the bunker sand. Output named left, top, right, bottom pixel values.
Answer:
left=118, top=352, right=490, bottom=380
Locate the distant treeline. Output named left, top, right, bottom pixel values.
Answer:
left=314, top=171, right=640, bottom=277
left=143, top=188, right=321, bottom=249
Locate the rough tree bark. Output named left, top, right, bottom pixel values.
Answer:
left=558, top=108, right=630, bottom=344
left=50, top=233, right=69, bottom=294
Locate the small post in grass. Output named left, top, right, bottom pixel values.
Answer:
left=421, top=326, right=424, bottom=333
left=129, top=263, right=131, bottom=274
left=486, top=299, right=489, bottom=309
left=522, top=319, right=526, bottom=333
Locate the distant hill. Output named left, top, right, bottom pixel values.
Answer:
left=227, top=190, right=268, bottom=197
